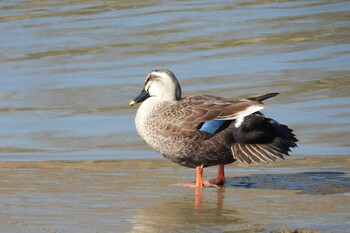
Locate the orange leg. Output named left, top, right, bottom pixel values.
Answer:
left=195, top=165, right=204, bottom=188
left=216, top=164, right=226, bottom=184
left=177, top=165, right=204, bottom=188
left=177, top=165, right=226, bottom=188
left=204, top=164, right=226, bottom=186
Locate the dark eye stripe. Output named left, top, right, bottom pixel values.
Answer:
left=144, top=74, right=159, bottom=91
left=149, top=74, right=158, bottom=80
left=145, top=74, right=158, bottom=84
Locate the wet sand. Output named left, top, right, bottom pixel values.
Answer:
left=0, top=156, right=349, bottom=233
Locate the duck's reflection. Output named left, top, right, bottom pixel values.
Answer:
left=129, top=186, right=241, bottom=233
left=194, top=187, right=203, bottom=212
left=129, top=171, right=349, bottom=232
left=194, top=186, right=225, bottom=213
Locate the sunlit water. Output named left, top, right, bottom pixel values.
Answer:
left=1, top=0, right=349, bottom=160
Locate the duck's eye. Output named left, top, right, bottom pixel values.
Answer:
left=145, top=74, right=154, bottom=84
left=144, top=77, right=154, bottom=91
left=145, top=74, right=161, bottom=87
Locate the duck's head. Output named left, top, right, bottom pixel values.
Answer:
left=130, top=69, right=182, bottom=106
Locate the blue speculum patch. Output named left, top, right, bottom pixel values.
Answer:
left=199, top=120, right=226, bottom=134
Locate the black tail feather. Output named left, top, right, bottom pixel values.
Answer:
left=231, top=116, right=298, bottom=165
left=247, top=93, right=279, bottom=102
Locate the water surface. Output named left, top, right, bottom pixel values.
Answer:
left=1, top=0, right=349, bottom=158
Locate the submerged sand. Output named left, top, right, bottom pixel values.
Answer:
left=0, top=156, right=349, bottom=233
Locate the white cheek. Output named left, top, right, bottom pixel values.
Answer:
left=148, top=83, right=160, bottom=97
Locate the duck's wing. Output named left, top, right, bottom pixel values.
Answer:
left=231, top=114, right=298, bottom=164
left=159, top=93, right=298, bottom=164
left=161, top=94, right=265, bottom=133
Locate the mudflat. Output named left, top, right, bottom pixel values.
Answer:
left=0, top=156, right=349, bottom=233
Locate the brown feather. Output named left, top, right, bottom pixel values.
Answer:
left=232, top=142, right=288, bottom=165
left=161, top=94, right=263, bottom=130
left=246, top=144, right=270, bottom=163
left=255, top=144, right=277, bottom=162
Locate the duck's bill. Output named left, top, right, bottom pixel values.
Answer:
left=130, top=89, right=150, bottom=106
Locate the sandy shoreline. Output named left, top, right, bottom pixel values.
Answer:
left=0, top=156, right=349, bottom=233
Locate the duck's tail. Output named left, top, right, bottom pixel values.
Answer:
left=247, top=93, right=279, bottom=102
left=230, top=114, right=298, bottom=165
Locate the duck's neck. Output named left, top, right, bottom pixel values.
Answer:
left=137, top=97, right=172, bottom=117
left=135, top=97, right=175, bottom=137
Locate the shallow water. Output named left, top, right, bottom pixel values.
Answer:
left=1, top=0, right=350, bottom=232
left=0, top=157, right=349, bottom=233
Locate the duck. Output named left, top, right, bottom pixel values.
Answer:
left=130, top=69, right=298, bottom=188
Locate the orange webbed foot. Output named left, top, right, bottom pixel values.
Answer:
left=175, top=182, right=198, bottom=188
left=203, top=178, right=226, bottom=187
left=176, top=181, right=221, bottom=188
left=176, top=164, right=226, bottom=188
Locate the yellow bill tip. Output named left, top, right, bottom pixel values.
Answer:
left=129, top=100, right=136, bottom=106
